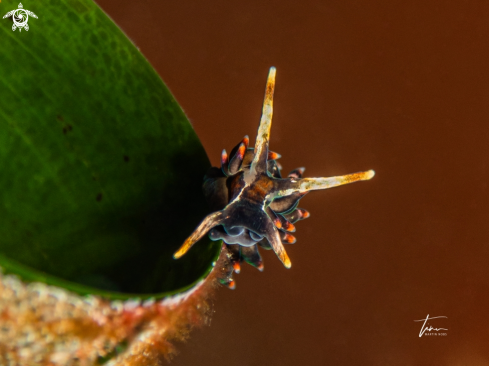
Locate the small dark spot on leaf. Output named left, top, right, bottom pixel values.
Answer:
left=96, top=193, right=103, bottom=202
left=57, top=115, right=64, bottom=121
left=123, top=155, right=130, bottom=162
left=62, top=124, right=73, bottom=135
left=92, top=176, right=98, bottom=181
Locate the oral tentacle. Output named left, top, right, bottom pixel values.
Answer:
left=276, top=170, right=375, bottom=197
left=251, top=67, right=276, bottom=175
left=173, top=211, right=224, bottom=259
left=264, top=222, right=292, bottom=268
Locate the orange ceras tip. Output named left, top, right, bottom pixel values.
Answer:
left=237, top=143, right=246, bottom=158
left=221, top=149, right=228, bottom=163
left=228, top=280, right=236, bottom=290
left=284, top=233, right=296, bottom=244
left=285, top=221, right=296, bottom=232
left=233, top=261, right=241, bottom=274
left=268, top=151, right=281, bottom=160
left=242, top=135, right=250, bottom=147
left=274, top=217, right=282, bottom=229
left=300, top=209, right=310, bottom=219
left=257, top=263, right=264, bottom=272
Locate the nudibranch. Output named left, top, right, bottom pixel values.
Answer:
left=174, top=67, right=374, bottom=283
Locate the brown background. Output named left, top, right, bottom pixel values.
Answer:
left=96, top=1, right=489, bottom=365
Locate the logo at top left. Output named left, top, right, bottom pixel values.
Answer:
left=3, top=3, right=38, bottom=32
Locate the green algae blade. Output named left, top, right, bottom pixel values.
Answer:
left=0, top=0, right=220, bottom=299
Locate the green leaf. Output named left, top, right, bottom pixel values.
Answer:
left=0, top=0, right=220, bottom=299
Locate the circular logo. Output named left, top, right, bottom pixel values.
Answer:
left=12, top=9, right=28, bottom=28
